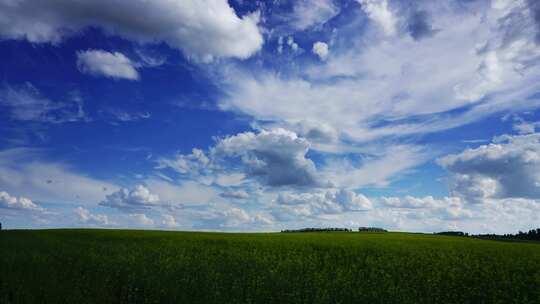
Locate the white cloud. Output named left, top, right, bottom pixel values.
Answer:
left=190, top=205, right=273, bottom=229
left=438, top=131, right=540, bottom=202
left=0, top=0, right=263, bottom=61
left=290, top=0, right=339, bottom=30
left=220, top=1, right=540, bottom=146
left=77, top=50, right=139, bottom=80
left=272, top=188, right=372, bottom=221
left=0, top=191, right=42, bottom=211
left=161, top=214, right=178, bottom=228
left=322, top=145, right=428, bottom=188
left=0, top=148, right=118, bottom=205
left=379, top=195, right=473, bottom=220
left=312, top=41, right=329, bottom=60
left=159, top=128, right=325, bottom=188
left=128, top=213, right=154, bottom=226
left=0, top=83, right=86, bottom=123
left=358, top=0, right=397, bottom=36
left=144, top=179, right=218, bottom=206
left=100, top=185, right=160, bottom=211
left=75, top=207, right=111, bottom=225
left=287, top=36, right=299, bottom=52
left=157, top=148, right=214, bottom=176
left=220, top=189, right=249, bottom=200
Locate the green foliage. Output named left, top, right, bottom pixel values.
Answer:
left=1, top=229, right=539, bottom=304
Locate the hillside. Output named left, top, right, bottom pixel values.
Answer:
left=1, top=229, right=539, bottom=303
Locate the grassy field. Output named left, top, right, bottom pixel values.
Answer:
left=1, top=229, right=540, bottom=304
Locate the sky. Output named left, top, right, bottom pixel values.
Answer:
left=1, top=0, right=540, bottom=233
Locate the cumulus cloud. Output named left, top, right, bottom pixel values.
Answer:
left=77, top=50, right=139, bottom=80
left=0, top=191, right=42, bottom=211
left=100, top=185, right=160, bottom=211
left=213, top=128, right=321, bottom=187
left=358, top=0, right=397, bottom=36
left=159, top=128, right=325, bottom=188
left=0, top=0, right=263, bottom=61
left=75, top=207, right=110, bottom=225
left=272, top=188, right=372, bottom=221
left=161, top=214, right=178, bottom=228
left=157, top=148, right=214, bottom=177
left=438, top=131, right=540, bottom=202
left=128, top=213, right=154, bottom=226
left=197, top=207, right=273, bottom=229
left=312, top=41, right=329, bottom=60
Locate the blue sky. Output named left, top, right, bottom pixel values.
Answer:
left=1, top=0, right=540, bottom=233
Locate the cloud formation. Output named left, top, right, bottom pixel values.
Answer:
left=290, top=0, right=339, bottom=30
left=272, top=188, right=372, bottom=221
left=312, top=41, right=329, bottom=60
left=159, top=128, right=325, bottom=188
left=0, top=0, right=263, bottom=61
left=0, top=83, right=85, bottom=123
left=0, top=191, right=42, bottom=211
left=128, top=213, right=154, bottom=226
left=358, top=0, right=397, bottom=36
left=100, top=185, right=160, bottom=211
left=220, top=189, right=249, bottom=200
left=77, top=50, right=139, bottom=80
left=439, top=132, right=540, bottom=202
left=75, top=207, right=110, bottom=225
left=379, top=196, right=473, bottom=220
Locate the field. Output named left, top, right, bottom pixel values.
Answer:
left=1, top=230, right=540, bottom=304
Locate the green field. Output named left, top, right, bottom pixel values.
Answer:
left=1, top=229, right=540, bottom=304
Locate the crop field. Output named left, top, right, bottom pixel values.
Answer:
left=1, top=229, right=540, bottom=304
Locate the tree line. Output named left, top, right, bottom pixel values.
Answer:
left=281, top=227, right=387, bottom=233
left=435, top=228, right=540, bottom=241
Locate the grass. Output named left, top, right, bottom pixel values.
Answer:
left=1, top=229, right=540, bottom=304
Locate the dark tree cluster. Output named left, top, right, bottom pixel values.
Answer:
left=433, top=228, right=540, bottom=242
left=281, top=228, right=353, bottom=233
left=280, top=227, right=390, bottom=233
left=474, top=228, right=540, bottom=242
left=358, top=227, right=387, bottom=232
left=434, top=231, right=469, bottom=237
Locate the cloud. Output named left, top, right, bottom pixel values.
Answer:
left=438, top=131, right=540, bottom=202
left=0, top=83, right=86, bottom=123
left=161, top=214, right=178, bottom=228
left=0, top=148, right=118, bottom=205
left=272, top=188, right=372, bottom=221
left=322, top=145, right=428, bottom=188
left=157, top=148, right=214, bottom=176
left=358, top=0, right=397, bottom=36
left=312, top=41, right=329, bottom=60
left=75, top=207, right=111, bottom=225
left=221, top=1, right=540, bottom=146
left=100, top=185, right=160, bottom=211
left=290, top=0, right=339, bottom=30
left=198, top=207, right=272, bottom=228
left=77, top=50, right=139, bottom=80
left=0, top=0, right=263, bottom=61
left=128, top=213, right=154, bottom=226
left=220, top=189, right=249, bottom=200
left=0, top=191, right=43, bottom=211
left=159, top=128, right=325, bottom=188
left=379, top=195, right=473, bottom=220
